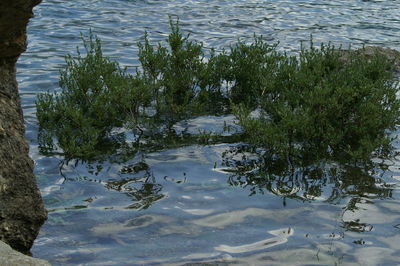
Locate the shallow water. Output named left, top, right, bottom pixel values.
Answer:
left=18, top=0, right=400, bottom=265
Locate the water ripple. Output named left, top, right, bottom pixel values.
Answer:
left=20, top=0, right=400, bottom=264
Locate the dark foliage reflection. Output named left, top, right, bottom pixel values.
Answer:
left=222, top=145, right=394, bottom=204
left=60, top=158, right=165, bottom=210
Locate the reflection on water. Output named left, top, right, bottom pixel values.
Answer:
left=33, top=139, right=400, bottom=264
left=108, top=161, right=165, bottom=210
left=91, top=214, right=170, bottom=236
left=23, top=0, right=400, bottom=264
left=223, top=145, right=393, bottom=205
left=106, top=174, right=164, bottom=210
left=223, top=144, right=398, bottom=243
left=214, top=227, right=293, bottom=253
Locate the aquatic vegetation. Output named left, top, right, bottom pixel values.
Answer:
left=36, top=19, right=400, bottom=167
left=138, top=18, right=231, bottom=118
left=222, top=36, right=282, bottom=106
left=138, top=18, right=206, bottom=117
left=36, top=31, right=151, bottom=158
left=233, top=41, right=400, bottom=162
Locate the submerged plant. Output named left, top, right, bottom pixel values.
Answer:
left=36, top=31, right=151, bottom=158
left=138, top=18, right=209, bottom=119
left=233, top=41, right=400, bottom=163
left=36, top=18, right=400, bottom=168
left=225, top=36, right=282, bottom=106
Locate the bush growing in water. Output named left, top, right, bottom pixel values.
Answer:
left=138, top=18, right=230, bottom=117
left=36, top=19, right=400, bottom=162
left=36, top=32, right=152, bottom=157
left=234, top=41, right=399, bottom=162
left=138, top=19, right=206, bottom=117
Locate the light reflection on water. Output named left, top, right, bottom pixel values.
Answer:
left=17, top=0, right=400, bottom=264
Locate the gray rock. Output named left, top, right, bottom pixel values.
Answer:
left=0, top=241, right=50, bottom=266
left=339, top=46, right=400, bottom=74
left=0, top=0, right=47, bottom=255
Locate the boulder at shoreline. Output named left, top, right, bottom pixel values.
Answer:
left=0, top=0, right=47, bottom=255
left=0, top=241, right=50, bottom=266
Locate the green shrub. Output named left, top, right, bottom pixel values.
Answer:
left=233, top=41, right=400, bottom=162
left=36, top=19, right=400, bottom=164
left=36, top=32, right=151, bottom=158
left=225, top=36, right=282, bottom=106
left=138, top=18, right=208, bottom=119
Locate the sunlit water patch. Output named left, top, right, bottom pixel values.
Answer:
left=16, top=0, right=400, bottom=264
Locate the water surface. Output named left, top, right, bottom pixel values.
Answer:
left=17, top=0, right=400, bottom=264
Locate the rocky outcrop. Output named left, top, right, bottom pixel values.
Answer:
left=339, top=46, right=400, bottom=74
left=360, top=46, right=400, bottom=73
left=0, top=240, right=50, bottom=266
left=0, top=0, right=47, bottom=255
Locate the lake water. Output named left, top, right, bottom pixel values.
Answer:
left=18, top=0, right=400, bottom=265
